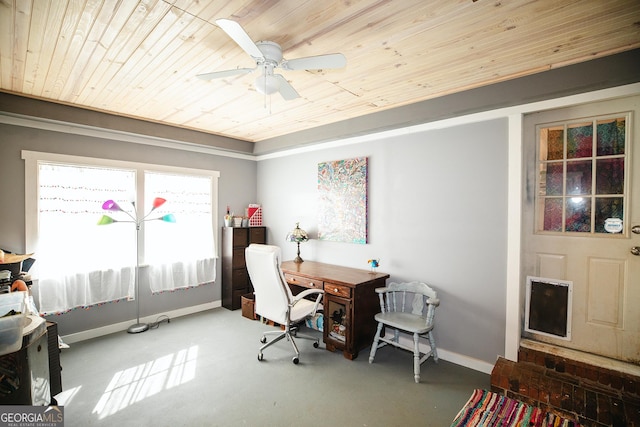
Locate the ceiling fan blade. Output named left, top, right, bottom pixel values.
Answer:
left=197, top=68, right=254, bottom=80
left=215, top=19, right=264, bottom=60
left=274, top=74, right=300, bottom=100
left=282, top=53, right=346, bottom=71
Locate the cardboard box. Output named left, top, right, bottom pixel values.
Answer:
left=241, top=293, right=256, bottom=320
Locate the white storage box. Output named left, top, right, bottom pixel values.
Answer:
left=0, top=291, right=28, bottom=356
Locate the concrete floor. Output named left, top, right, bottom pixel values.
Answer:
left=56, top=307, right=490, bottom=427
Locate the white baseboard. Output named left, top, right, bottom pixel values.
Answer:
left=61, top=301, right=221, bottom=344
left=394, top=334, right=495, bottom=375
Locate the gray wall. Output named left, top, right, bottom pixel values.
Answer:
left=0, top=122, right=257, bottom=335
left=256, top=118, right=508, bottom=365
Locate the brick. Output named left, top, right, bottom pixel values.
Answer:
left=509, top=377, right=520, bottom=393
left=599, top=370, right=611, bottom=387
left=573, top=386, right=585, bottom=415
left=597, top=393, right=612, bottom=425
left=499, top=373, right=509, bottom=390
left=624, top=400, right=640, bottom=427
left=623, top=375, right=637, bottom=395
left=529, top=382, right=539, bottom=401
left=585, top=366, right=599, bottom=382
left=538, top=376, right=551, bottom=404
left=585, top=390, right=598, bottom=420
left=610, top=373, right=623, bottom=391
left=610, top=398, right=625, bottom=427
left=528, top=363, right=546, bottom=375
left=545, top=355, right=556, bottom=369
left=574, top=361, right=586, bottom=379
left=518, top=370, right=530, bottom=396
left=561, top=382, right=573, bottom=411
left=550, top=379, right=563, bottom=407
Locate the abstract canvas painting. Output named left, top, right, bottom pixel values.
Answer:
left=317, top=157, right=368, bottom=244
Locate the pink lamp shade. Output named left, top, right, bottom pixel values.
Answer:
left=102, top=200, right=122, bottom=212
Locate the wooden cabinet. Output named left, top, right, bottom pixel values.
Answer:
left=282, top=260, right=389, bottom=360
left=221, top=227, right=266, bottom=310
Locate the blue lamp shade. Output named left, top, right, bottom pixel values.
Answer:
left=161, top=214, right=176, bottom=223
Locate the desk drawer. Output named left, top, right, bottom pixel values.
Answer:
left=325, top=282, right=351, bottom=298
left=284, top=273, right=323, bottom=289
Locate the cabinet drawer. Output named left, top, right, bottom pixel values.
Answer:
left=284, top=273, right=323, bottom=289
left=232, top=268, right=249, bottom=287
left=232, top=228, right=249, bottom=247
left=249, top=227, right=266, bottom=244
left=325, top=282, right=351, bottom=298
left=232, top=248, right=246, bottom=269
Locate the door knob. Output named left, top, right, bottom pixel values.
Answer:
left=632, top=225, right=640, bottom=235
left=632, top=247, right=640, bottom=256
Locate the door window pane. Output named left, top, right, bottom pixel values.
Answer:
left=541, top=163, right=564, bottom=196
left=565, top=198, right=591, bottom=232
left=567, top=122, right=592, bottom=159
left=595, top=197, right=624, bottom=233
left=566, top=161, right=592, bottom=196
left=596, top=158, right=624, bottom=195
left=540, top=126, right=564, bottom=161
left=597, top=118, right=625, bottom=156
left=543, top=199, right=563, bottom=232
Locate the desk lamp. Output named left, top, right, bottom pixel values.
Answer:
left=286, top=222, right=309, bottom=263
left=98, top=197, right=176, bottom=333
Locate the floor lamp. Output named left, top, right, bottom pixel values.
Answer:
left=98, top=197, right=176, bottom=334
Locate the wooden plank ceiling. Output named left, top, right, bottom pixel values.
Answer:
left=1, top=0, right=639, bottom=143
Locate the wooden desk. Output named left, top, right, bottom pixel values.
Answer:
left=281, top=260, right=389, bottom=360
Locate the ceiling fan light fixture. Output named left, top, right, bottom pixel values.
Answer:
left=255, top=74, right=279, bottom=95
left=202, top=19, right=345, bottom=103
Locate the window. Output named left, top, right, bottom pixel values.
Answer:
left=536, top=115, right=628, bottom=234
left=23, top=151, right=219, bottom=315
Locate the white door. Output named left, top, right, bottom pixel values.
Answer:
left=522, top=95, right=640, bottom=363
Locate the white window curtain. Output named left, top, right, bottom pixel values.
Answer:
left=24, top=151, right=220, bottom=315
left=144, top=172, right=216, bottom=293
left=37, top=163, right=136, bottom=315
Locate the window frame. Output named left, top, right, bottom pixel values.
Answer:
left=22, top=150, right=220, bottom=266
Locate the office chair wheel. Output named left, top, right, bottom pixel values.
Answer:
left=260, top=336, right=267, bottom=344
left=292, top=357, right=299, bottom=364
left=313, top=341, right=319, bottom=348
left=258, top=353, right=264, bottom=361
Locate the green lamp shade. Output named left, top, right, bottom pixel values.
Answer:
left=97, top=215, right=115, bottom=225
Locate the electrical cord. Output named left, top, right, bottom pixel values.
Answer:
left=148, top=314, right=171, bottom=329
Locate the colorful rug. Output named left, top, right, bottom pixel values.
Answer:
left=450, top=389, right=581, bottom=426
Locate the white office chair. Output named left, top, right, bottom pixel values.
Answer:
left=368, top=281, right=439, bottom=383
left=245, top=244, right=324, bottom=364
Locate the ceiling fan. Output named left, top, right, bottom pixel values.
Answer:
left=197, top=19, right=346, bottom=101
